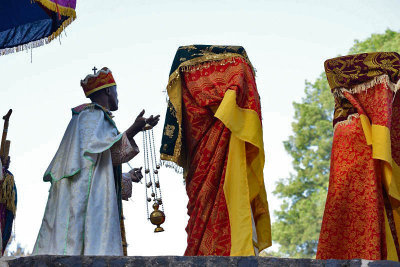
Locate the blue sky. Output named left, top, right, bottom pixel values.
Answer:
left=1, top=0, right=400, bottom=255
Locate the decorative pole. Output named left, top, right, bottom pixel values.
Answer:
left=0, top=109, right=12, bottom=165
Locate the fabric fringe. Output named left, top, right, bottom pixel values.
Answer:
left=333, top=113, right=360, bottom=132
left=334, top=74, right=400, bottom=96
left=0, top=3, right=76, bottom=57
left=0, top=173, right=16, bottom=216
left=167, top=54, right=253, bottom=92
left=180, top=57, right=245, bottom=73
left=161, top=160, right=183, bottom=174
left=164, top=54, right=256, bottom=103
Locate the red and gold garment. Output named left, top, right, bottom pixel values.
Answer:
left=317, top=52, right=400, bottom=260
left=160, top=45, right=271, bottom=256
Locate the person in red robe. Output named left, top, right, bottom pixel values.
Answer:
left=160, top=45, right=271, bottom=256
left=317, top=52, right=400, bottom=260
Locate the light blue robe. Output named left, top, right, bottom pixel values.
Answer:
left=33, top=106, right=130, bottom=255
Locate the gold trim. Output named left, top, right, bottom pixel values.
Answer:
left=333, top=74, right=400, bottom=96
left=34, top=0, right=77, bottom=42
left=0, top=1, right=76, bottom=56
left=35, top=0, right=76, bottom=18
left=85, top=83, right=116, bottom=97
left=165, top=53, right=252, bottom=167
left=168, top=53, right=254, bottom=88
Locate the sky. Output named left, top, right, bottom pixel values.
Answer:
left=1, top=0, right=400, bottom=256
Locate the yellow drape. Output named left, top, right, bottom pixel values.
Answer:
left=215, top=89, right=271, bottom=256
left=360, top=114, right=400, bottom=261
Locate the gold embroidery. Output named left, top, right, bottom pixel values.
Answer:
left=164, top=124, right=176, bottom=138
left=325, top=52, right=400, bottom=90
left=162, top=52, right=255, bottom=168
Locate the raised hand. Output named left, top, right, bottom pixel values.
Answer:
left=126, top=110, right=161, bottom=139
left=144, top=114, right=160, bottom=130
left=134, top=109, right=147, bottom=130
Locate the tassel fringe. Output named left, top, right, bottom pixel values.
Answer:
left=333, top=113, right=360, bottom=132
left=180, top=57, right=244, bottom=73
left=0, top=2, right=76, bottom=57
left=334, top=74, right=400, bottom=96
left=0, top=173, right=16, bottom=216
left=161, top=160, right=183, bottom=174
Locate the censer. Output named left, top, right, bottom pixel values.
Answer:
left=142, top=125, right=166, bottom=232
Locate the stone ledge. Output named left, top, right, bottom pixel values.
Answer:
left=5, top=256, right=400, bottom=267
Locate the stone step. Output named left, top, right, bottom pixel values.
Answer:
left=3, top=256, right=400, bottom=267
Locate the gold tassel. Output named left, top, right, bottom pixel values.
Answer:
left=0, top=2, right=76, bottom=57
left=0, top=173, right=16, bottom=215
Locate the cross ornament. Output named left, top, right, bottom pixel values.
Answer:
left=92, top=66, right=97, bottom=75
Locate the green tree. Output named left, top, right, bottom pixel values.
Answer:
left=4, top=233, right=30, bottom=257
left=272, top=29, right=400, bottom=258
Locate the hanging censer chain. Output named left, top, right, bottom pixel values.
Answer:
left=142, top=131, right=150, bottom=220
left=142, top=126, right=165, bottom=232
left=151, top=129, right=164, bottom=212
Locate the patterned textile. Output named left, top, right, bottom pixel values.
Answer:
left=160, top=45, right=254, bottom=167
left=0, top=169, right=16, bottom=255
left=80, top=67, right=117, bottom=97
left=317, top=52, right=400, bottom=260
left=0, top=0, right=76, bottom=56
left=325, top=52, right=400, bottom=91
left=72, top=103, right=116, bottom=128
left=110, top=133, right=139, bottom=166
left=160, top=45, right=271, bottom=255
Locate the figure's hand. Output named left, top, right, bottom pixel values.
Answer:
left=133, top=110, right=147, bottom=131
left=129, top=167, right=143, bottom=183
left=126, top=110, right=146, bottom=138
left=144, top=114, right=160, bottom=130
left=126, top=110, right=160, bottom=138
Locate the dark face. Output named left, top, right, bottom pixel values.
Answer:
left=108, top=85, right=119, bottom=111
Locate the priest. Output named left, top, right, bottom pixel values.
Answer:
left=33, top=67, right=159, bottom=256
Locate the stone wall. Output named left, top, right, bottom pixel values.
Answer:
left=3, top=256, right=400, bottom=267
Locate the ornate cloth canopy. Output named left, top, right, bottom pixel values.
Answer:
left=0, top=0, right=76, bottom=56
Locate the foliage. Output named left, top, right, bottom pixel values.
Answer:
left=272, top=29, right=400, bottom=258
left=4, top=233, right=30, bottom=257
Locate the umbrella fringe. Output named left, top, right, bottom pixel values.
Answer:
left=0, top=14, right=76, bottom=57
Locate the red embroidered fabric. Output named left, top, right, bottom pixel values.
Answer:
left=182, top=57, right=261, bottom=255
left=317, top=83, right=398, bottom=260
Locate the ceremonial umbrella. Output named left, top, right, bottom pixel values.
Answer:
left=0, top=0, right=76, bottom=56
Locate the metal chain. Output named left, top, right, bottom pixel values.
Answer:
left=148, top=129, right=158, bottom=200
left=145, top=132, right=157, bottom=201
left=151, top=129, right=164, bottom=212
left=142, top=131, right=150, bottom=220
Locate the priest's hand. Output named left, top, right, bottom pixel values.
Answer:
left=144, top=114, right=160, bottom=130
left=129, top=167, right=143, bottom=183
left=126, top=110, right=160, bottom=139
